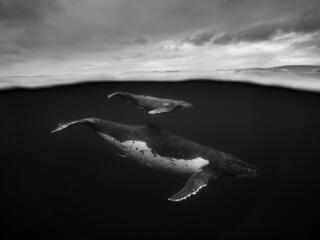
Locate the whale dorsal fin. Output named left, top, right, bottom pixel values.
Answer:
left=168, top=169, right=215, bottom=202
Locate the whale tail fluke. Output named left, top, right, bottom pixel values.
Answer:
left=51, top=118, right=99, bottom=134
left=107, top=92, right=123, bottom=99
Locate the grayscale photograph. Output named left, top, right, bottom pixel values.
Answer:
left=1, top=0, right=320, bottom=239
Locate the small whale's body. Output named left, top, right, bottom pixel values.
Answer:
left=52, top=118, right=260, bottom=201
left=107, top=92, right=194, bottom=114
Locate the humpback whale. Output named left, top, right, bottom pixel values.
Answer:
left=51, top=118, right=260, bottom=202
left=107, top=92, right=194, bottom=114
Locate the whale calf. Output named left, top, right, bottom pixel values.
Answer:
left=107, top=92, right=194, bottom=114
left=51, top=118, right=260, bottom=201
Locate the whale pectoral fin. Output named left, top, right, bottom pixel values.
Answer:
left=148, top=107, right=171, bottom=115
left=168, top=170, right=213, bottom=202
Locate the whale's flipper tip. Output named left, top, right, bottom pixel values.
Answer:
left=168, top=183, right=208, bottom=202
left=168, top=170, right=213, bottom=202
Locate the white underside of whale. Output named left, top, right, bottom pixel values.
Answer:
left=98, top=133, right=209, bottom=174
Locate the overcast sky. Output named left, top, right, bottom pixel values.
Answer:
left=1, top=0, right=320, bottom=84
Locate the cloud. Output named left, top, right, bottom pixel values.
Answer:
left=0, top=0, right=61, bottom=64
left=291, top=32, right=320, bottom=51
left=0, top=0, right=60, bottom=27
left=218, top=9, right=320, bottom=44
left=132, top=37, right=148, bottom=45
left=2, top=0, right=311, bottom=53
left=214, top=6, right=320, bottom=44
left=184, top=20, right=285, bottom=45
left=213, top=21, right=286, bottom=44
left=184, top=4, right=320, bottom=45
left=292, top=7, right=320, bottom=33
left=184, top=30, right=215, bottom=46
left=1, top=0, right=320, bottom=82
left=120, top=37, right=149, bottom=46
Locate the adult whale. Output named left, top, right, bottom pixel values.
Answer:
left=107, top=92, right=194, bottom=114
left=51, top=118, right=260, bottom=201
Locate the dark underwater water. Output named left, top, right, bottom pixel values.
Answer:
left=1, top=81, right=320, bottom=239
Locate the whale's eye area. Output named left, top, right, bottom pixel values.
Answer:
left=229, top=163, right=260, bottom=178
left=241, top=167, right=261, bottom=177
left=248, top=168, right=262, bottom=177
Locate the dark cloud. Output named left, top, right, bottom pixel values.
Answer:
left=2, top=0, right=318, bottom=53
left=214, top=6, right=320, bottom=44
left=185, top=3, right=320, bottom=45
left=1, top=0, right=320, bottom=76
left=119, top=37, right=149, bottom=46
left=132, top=37, right=149, bottom=45
left=0, top=44, right=22, bottom=55
left=184, top=21, right=283, bottom=45
left=0, top=0, right=61, bottom=69
left=0, top=0, right=60, bottom=27
left=213, top=21, right=285, bottom=44
left=184, top=30, right=215, bottom=46
left=292, top=7, right=320, bottom=33
left=13, top=28, right=47, bottom=49
left=292, top=32, right=320, bottom=50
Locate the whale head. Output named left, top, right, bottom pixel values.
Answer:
left=227, top=161, right=261, bottom=178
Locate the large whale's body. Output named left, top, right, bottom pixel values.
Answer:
left=52, top=118, right=260, bottom=201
